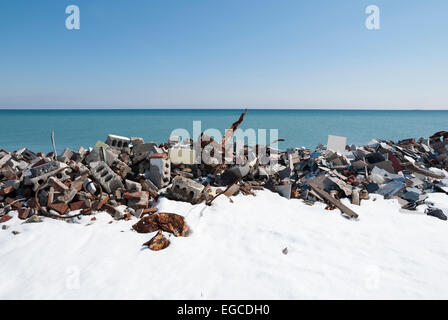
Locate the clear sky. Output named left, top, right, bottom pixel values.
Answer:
left=0, top=0, right=447, bottom=109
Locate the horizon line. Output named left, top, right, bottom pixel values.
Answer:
left=1, top=107, right=448, bottom=111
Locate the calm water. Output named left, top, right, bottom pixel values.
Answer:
left=0, top=109, right=447, bottom=154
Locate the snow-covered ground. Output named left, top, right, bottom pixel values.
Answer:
left=1, top=190, right=448, bottom=299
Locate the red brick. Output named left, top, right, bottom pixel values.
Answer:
left=69, top=200, right=86, bottom=211
left=0, top=186, right=14, bottom=195
left=0, top=215, right=12, bottom=223
left=18, top=208, right=31, bottom=220
left=48, top=202, right=69, bottom=215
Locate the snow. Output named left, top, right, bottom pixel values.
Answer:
left=1, top=190, right=448, bottom=299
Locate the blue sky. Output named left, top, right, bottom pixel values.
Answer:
left=0, top=0, right=447, bottom=109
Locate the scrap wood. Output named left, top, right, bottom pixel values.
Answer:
left=221, top=109, right=248, bottom=153
left=206, top=177, right=242, bottom=206
left=308, top=180, right=359, bottom=219
left=401, top=162, right=446, bottom=179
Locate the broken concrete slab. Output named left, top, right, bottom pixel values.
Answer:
left=327, top=135, right=347, bottom=154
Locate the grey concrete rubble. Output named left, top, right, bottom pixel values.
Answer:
left=89, top=161, right=124, bottom=193
left=1, top=110, right=448, bottom=237
left=165, top=175, right=205, bottom=204
left=105, top=134, right=131, bottom=150
left=148, top=153, right=171, bottom=189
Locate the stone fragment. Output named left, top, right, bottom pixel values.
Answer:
left=18, top=208, right=31, bottom=220
left=426, top=208, right=447, bottom=221
left=23, top=215, right=42, bottom=223
left=125, top=179, right=142, bottom=192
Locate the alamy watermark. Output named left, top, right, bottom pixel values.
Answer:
left=365, top=5, right=380, bottom=30
left=65, top=5, right=381, bottom=31
left=66, top=5, right=80, bottom=30
left=169, top=120, right=281, bottom=166
left=65, top=265, right=81, bottom=290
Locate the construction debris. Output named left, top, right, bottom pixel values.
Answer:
left=143, top=231, right=171, bottom=251
left=132, top=213, right=189, bottom=237
left=1, top=110, right=448, bottom=252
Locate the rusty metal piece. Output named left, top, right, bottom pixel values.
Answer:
left=206, top=177, right=241, bottom=206
left=143, top=231, right=170, bottom=251
left=132, top=212, right=189, bottom=237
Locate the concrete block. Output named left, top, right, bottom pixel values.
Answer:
left=89, top=161, right=124, bottom=193
left=148, top=153, right=171, bottom=189
left=11, top=148, right=38, bottom=161
left=124, top=191, right=149, bottom=209
left=84, top=149, right=101, bottom=165
left=125, top=179, right=142, bottom=192
left=133, top=142, right=158, bottom=156
left=131, top=137, right=144, bottom=146
left=169, top=175, right=204, bottom=203
left=57, top=148, right=74, bottom=163
left=24, top=161, right=70, bottom=191
left=105, top=134, right=130, bottom=150
left=104, top=148, right=119, bottom=166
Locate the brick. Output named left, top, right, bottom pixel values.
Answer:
left=18, top=208, right=31, bottom=220
left=69, top=200, right=87, bottom=211
left=48, top=176, right=69, bottom=192
left=0, top=215, right=12, bottom=223
left=48, top=202, right=69, bottom=215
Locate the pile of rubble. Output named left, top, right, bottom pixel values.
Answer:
left=1, top=111, right=448, bottom=250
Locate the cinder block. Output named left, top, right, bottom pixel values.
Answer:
left=89, top=161, right=124, bottom=193
left=169, top=176, right=204, bottom=203
left=24, top=161, right=70, bottom=191
left=105, top=134, right=131, bottom=150
left=148, top=153, right=170, bottom=189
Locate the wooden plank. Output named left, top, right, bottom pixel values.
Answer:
left=308, top=180, right=359, bottom=219
left=401, top=162, right=445, bottom=179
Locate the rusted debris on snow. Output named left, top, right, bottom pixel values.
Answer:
left=132, top=213, right=189, bottom=237
left=143, top=231, right=171, bottom=251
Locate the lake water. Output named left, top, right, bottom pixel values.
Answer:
left=0, top=109, right=447, bottom=153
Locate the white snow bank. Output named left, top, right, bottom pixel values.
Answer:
left=1, top=190, right=448, bottom=299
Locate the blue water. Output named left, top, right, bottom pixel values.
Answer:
left=0, top=109, right=447, bottom=154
